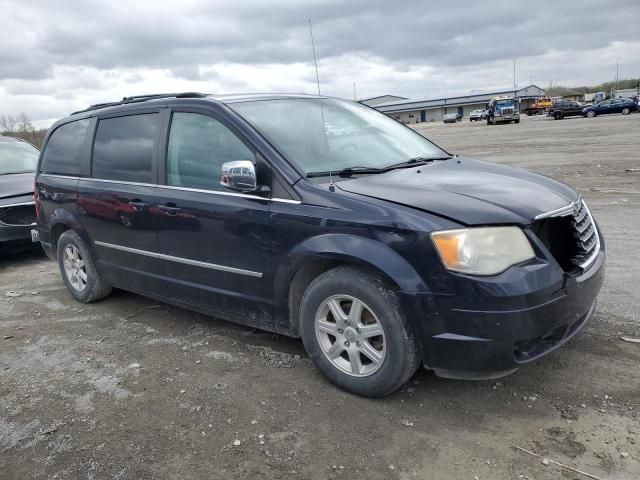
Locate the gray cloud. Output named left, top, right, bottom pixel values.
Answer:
left=0, top=0, right=638, bottom=122
left=3, top=0, right=639, bottom=79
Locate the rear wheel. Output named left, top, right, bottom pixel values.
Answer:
left=622, top=107, right=630, bottom=115
left=553, top=111, right=563, bottom=120
left=299, top=266, right=419, bottom=397
left=57, top=230, right=112, bottom=303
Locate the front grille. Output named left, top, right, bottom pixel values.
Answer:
left=571, top=200, right=598, bottom=267
left=501, top=107, right=515, bottom=115
left=0, top=203, right=36, bottom=226
left=532, top=199, right=599, bottom=272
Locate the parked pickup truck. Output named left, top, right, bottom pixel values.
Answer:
left=548, top=101, right=585, bottom=120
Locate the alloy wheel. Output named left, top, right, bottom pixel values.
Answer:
left=63, top=244, right=88, bottom=291
left=315, top=295, right=386, bottom=377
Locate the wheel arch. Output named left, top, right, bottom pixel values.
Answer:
left=274, top=234, right=428, bottom=336
left=48, top=208, right=92, bottom=258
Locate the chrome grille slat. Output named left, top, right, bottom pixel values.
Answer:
left=575, top=219, right=590, bottom=234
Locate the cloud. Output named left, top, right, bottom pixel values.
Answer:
left=0, top=0, right=638, bottom=125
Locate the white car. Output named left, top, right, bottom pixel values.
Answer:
left=469, top=109, right=485, bottom=121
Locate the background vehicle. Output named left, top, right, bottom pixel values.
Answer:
left=582, top=98, right=638, bottom=117
left=0, top=135, right=40, bottom=254
left=443, top=113, right=461, bottom=123
left=469, top=109, right=484, bottom=121
left=548, top=101, right=585, bottom=120
left=35, top=93, right=604, bottom=397
left=486, top=96, right=520, bottom=125
left=583, top=91, right=606, bottom=104
left=525, top=97, right=553, bottom=116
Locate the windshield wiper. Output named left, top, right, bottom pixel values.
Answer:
left=306, top=156, right=452, bottom=178
left=306, top=166, right=386, bottom=178
left=383, top=156, right=451, bottom=171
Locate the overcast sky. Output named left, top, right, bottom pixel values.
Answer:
left=1, top=0, right=639, bottom=127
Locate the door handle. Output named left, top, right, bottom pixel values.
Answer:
left=157, top=204, right=182, bottom=215
left=128, top=200, right=148, bottom=210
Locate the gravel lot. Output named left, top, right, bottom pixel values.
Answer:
left=1, top=113, right=639, bottom=480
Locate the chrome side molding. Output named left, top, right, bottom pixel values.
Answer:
left=94, top=241, right=263, bottom=278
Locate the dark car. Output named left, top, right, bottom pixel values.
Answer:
left=582, top=98, right=638, bottom=117
left=548, top=101, right=585, bottom=120
left=0, top=135, right=40, bottom=253
left=35, top=93, right=604, bottom=397
left=442, top=113, right=461, bottom=124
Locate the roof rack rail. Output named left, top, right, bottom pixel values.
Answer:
left=71, top=92, right=208, bottom=115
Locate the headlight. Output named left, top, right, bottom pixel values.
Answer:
left=431, top=227, right=535, bottom=275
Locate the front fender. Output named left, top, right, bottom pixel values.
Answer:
left=280, top=233, right=428, bottom=295
left=272, top=233, right=431, bottom=335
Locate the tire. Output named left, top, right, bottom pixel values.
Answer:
left=622, top=107, right=630, bottom=115
left=587, top=110, right=596, bottom=118
left=119, top=213, right=134, bottom=228
left=514, top=119, right=520, bottom=124
left=57, top=230, right=112, bottom=303
left=553, top=112, right=563, bottom=120
left=299, top=266, right=419, bottom=397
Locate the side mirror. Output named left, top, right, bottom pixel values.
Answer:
left=220, top=160, right=257, bottom=192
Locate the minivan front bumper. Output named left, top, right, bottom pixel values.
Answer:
left=401, top=245, right=605, bottom=379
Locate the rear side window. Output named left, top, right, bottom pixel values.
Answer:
left=166, top=112, right=253, bottom=191
left=92, top=113, right=159, bottom=183
left=42, top=118, right=91, bottom=175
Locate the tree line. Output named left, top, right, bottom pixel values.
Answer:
left=0, top=113, right=48, bottom=148
left=546, top=78, right=640, bottom=97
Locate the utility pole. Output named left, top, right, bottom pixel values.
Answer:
left=353, top=83, right=357, bottom=100
left=616, top=58, right=619, bottom=95
left=513, top=58, right=517, bottom=90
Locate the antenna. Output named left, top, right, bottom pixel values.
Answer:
left=308, top=19, right=321, bottom=95
left=308, top=18, right=334, bottom=189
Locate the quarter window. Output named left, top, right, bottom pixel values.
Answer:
left=92, top=113, right=159, bottom=183
left=42, top=118, right=91, bottom=175
left=166, top=112, right=254, bottom=191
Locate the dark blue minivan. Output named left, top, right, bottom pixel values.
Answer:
left=35, top=93, right=605, bottom=397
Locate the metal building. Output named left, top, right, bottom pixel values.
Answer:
left=359, top=95, right=409, bottom=107
left=371, top=85, right=546, bottom=123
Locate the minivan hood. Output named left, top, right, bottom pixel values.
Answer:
left=336, top=158, right=578, bottom=225
left=0, top=172, right=34, bottom=201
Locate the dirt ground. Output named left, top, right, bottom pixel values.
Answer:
left=1, top=113, right=639, bottom=480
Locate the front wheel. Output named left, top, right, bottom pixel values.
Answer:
left=299, top=266, right=419, bottom=397
left=57, top=230, right=112, bottom=303
left=587, top=110, right=596, bottom=118
left=622, top=107, right=630, bottom=115
left=553, top=112, right=563, bottom=120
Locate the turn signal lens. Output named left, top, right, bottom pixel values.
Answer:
left=431, top=227, right=535, bottom=275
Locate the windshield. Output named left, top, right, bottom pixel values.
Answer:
left=494, top=99, right=515, bottom=108
left=0, top=139, right=39, bottom=175
left=231, top=98, right=447, bottom=175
